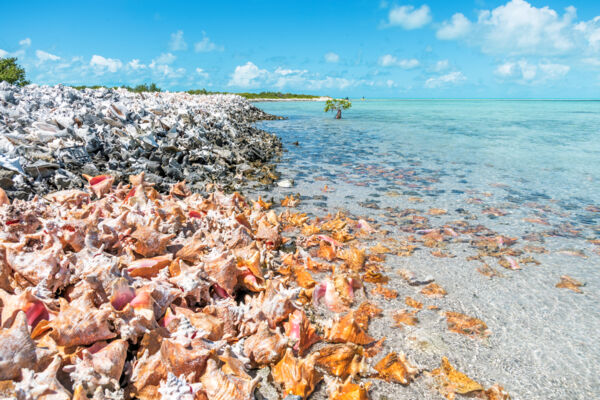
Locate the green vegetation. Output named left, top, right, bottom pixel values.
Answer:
left=324, top=98, right=352, bottom=119
left=0, top=57, right=30, bottom=86
left=186, top=89, right=319, bottom=100
left=72, top=83, right=162, bottom=93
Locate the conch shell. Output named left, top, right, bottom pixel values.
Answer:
left=272, top=348, right=322, bottom=399
left=373, top=352, right=418, bottom=385
left=200, top=358, right=258, bottom=400
left=314, top=344, right=370, bottom=379
left=430, top=357, right=484, bottom=399
left=160, top=337, right=212, bottom=378
left=0, top=288, right=50, bottom=329
left=284, top=310, right=321, bottom=356
left=0, top=312, right=37, bottom=380
left=244, top=321, right=287, bottom=366
left=49, top=292, right=116, bottom=347
left=130, top=225, right=175, bottom=257
left=313, top=275, right=359, bottom=313
left=445, top=312, right=490, bottom=339
left=15, top=355, right=71, bottom=400
left=325, top=376, right=371, bottom=400
left=83, top=174, right=114, bottom=198
left=325, top=311, right=375, bottom=346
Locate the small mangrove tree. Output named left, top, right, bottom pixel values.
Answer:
left=324, top=98, right=352, bottom=119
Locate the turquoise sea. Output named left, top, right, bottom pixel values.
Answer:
left=254, top=100, right=600, bottom=399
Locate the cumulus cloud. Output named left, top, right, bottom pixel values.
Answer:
left=35, top=50, right=60, bottom=62
left=169, top=30, right=187, bottom=51
left=436, top=13, right=471, bottom=40
left=228, top=62, right=269, bottom=88
left=194, top=32, right=224, bottom=52
left=324, top=52, right=339, bottom=63
left=495, top=60, right=570, bottom=82
left=379, top=54, right=420, bottom=69
left=90, top=55, right=122, bottom=73
left=439, top=0, right=582, bottom=56
left=154, top=53, right=176, bottom=65
left=425, top=71, right=466, bottom=88
left=195, top=68, right=209, bottom=79
left=19, top=38, right=31, bottom=47
left=575, top=16, right=600, bottom=52
left=386, top=5, right=431, bottom=30
left=128, top=59, right=146, bottom=70
left=228, top=61, right=360, bottom=90
left=0, top=49, right=8, bottom=58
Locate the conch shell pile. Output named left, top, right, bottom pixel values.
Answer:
left=0, top=177, right=510, bottom=399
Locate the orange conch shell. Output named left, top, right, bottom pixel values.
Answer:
left=130, top=225, right=175, bottom=257
left=272, top=348, right=322, bottom=399
left=171, top=306, right=224, bottom=341
left=49, top=293, right=115, bottom=346
left=130, top=350, right=168, bottom=400
left=200, top=358, right=258, bottom=400
left=0, top=288, right=51, bottom=329
left=127, top=255, right=172, bottom=278
left=314, top=343, right=370, bottom=379
left=430, top=357, right=484, bottom=399
left=445, top=312, right=490, bottom=339
left=244, top=321, right=287, bottom=366
left=325, top=376, right=371, bottom=400
left=421, top=282, right=447, bottom=298
left=160, top=337, right=212, bottom=378
left=374, top=352, right=419, bottom=385
left=325, top=311, right=375, bottom=346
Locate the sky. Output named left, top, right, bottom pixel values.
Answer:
left=1, top=0, right=600, bottom=98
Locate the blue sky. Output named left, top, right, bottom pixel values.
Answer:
left=1, top=0, right=600, bottom=98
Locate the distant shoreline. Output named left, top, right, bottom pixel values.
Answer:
left=250, top=96, right=332, bottom=103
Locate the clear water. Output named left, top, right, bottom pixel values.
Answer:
left=253, top=100, right=600, bottom=400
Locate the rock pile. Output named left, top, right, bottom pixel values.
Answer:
left=0, top=82, right=282, bottom=199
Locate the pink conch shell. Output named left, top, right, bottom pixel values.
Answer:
left=83, top=174, right=114, bottom=198
left=0, top=288, right=51, bottom=329
left=130, top=226, right=175, bottom=257
left=284, top=309, right=321, bottom=356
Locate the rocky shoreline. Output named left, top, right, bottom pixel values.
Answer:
left=0, top=83, right=283, bottom=199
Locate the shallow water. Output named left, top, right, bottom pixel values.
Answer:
left=253, top=100, right=600, bottom=400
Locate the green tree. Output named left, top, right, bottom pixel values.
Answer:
left=324, top=98, right=352, bottom=119
left=0, top=57, right=29, bottom=86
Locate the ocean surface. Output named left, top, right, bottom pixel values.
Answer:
left=253, top=100, right=600, bottom=400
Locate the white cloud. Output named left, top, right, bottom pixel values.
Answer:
left=434, top=59, right=449, bottom=71
left=386, top=5, right=431, bottom=30
left=128, top=59, right=146, bottom=70
left=195, top=68, right=209, bottom=79
left=324, top=52, right=339, bottom=63
left=169, top=30, right=187, bottom=51
left=228, top=62, right=269, bottom=88
left=35, top=50, right=60, bottom=62
left=425, top=71, right=466, bottom=88
left=19, top=38, right=31, bottom=47
left=495, top=60, right=570, bottom=82
left=90, top=55, right=122, bottom=73
left=194, top=32, right=224, bottom=52
left=386, top=79, right=395, bottom=88
left=228, top=61, right=360, bottom=90
left=582, top=57, right=600, bottom=67
left=575, top=16, right=600, bottom=52
left=437, top=13, right=471, bottom=40
left=0, top=49, right=8, bottom=58
left=154, top=53, right=176, bottom=65
left=379, top=54, right=420, bottom=69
